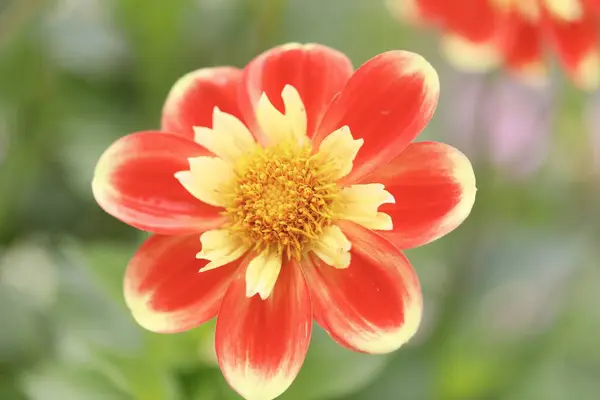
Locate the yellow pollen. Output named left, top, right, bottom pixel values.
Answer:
left=225, top=142, right=338, bottom=260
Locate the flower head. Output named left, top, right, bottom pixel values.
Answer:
left=92, top=43, right=476, bottom=400
left=389, top=0, right=600, bottom=89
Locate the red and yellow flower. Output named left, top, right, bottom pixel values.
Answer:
left=389, top=0, right=600, bottom=89
left=92, top=43, right=476, bottom=400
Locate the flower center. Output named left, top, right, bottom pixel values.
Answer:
left=225, top=142, right=338, bottom=260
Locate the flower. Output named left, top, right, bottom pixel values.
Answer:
left=92, top=43, right=476, bottom=400
left=388, top=0, right=600, bottom=89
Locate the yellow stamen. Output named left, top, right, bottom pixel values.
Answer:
left=174, top=84, right=397, bottom=300
left=225, top=141, right=339, bottom=261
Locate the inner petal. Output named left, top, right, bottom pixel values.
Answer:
left=257, top=85, right=308, bottom=146
left=193, top=107, right=257, bottom=164
left=315, top=125, right=364, bottom=180
left=197, top=229, right=249, bottom=271
left=332, top=184, right=395, bottom=230
left=245, top=249, right=283, bottom=300
left=174, top=156, right=235, bottom=207
left=308, top=225, right=352, bottom=269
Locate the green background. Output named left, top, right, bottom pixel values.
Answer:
left=1, top=0, right=599, bottom=399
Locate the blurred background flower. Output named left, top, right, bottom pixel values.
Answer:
left=388, top=0, right=600, bottom=89
left=1, top=0, right=599, bottom=399
left=441, top=71, right=554, bottom=179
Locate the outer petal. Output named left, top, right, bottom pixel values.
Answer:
left=585, top=0, right=600, bottom=13
left=503, top=13, right=546, bottom=85
left=92, top=131, right=224, bottom=234
left=360, top=141, right=476, bottom=249
left=238, top=43, right=354, bottom=143
left=303, top=221, right=422, bottom=354
left=124, top=234, right=239, bottom=333
left=418, top=0, right=499, bottom=42
left=216, top=259, right=312, bottom=400
left=313, top=51, right=439, bottom=184
left=543, top=10, right=600, bottom=89
left=161, top=67, right=243, bottom=138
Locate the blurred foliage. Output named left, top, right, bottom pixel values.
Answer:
left=1, top=0, right=599, bottom=399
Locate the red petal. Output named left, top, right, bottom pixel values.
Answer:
left=543, top=10, right=600, bottom=89
left=584, top=0, right=600, bottom=13
left=124, top=234, right=239, bottom=333
left=417, top=0, right=499, bottom=42
left=503, top=14, right=545, bottom=79
left=92, top=131, right=224, bottom=234
left=362, top=141, right=476, bottom=249
left=161, top=67, right=243, bottom=139
left=304, top=221, right=422, bottom=354
left=313, top=51, right=440, bottom=184
left=216, top=259, right=312, bottom=400
left=238, top=43, right=353, bottom=143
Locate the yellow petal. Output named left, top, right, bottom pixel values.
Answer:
left=309, top=225, right=351, bottom=269
left=196, top=229, right=248, bottom=271
left=316, top=126, right=364, bottom=180
left=174, top=156, right=235, bottom=207
left=257, top=85, right=308, bottom=146
left=245, top=249, right=283, bottom=300
left=193, top=107, right=256, bottom=164
left=332, top=184, right=395, bottom=230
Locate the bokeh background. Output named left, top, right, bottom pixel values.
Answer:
left=1, top=0, right=599, bottom=399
